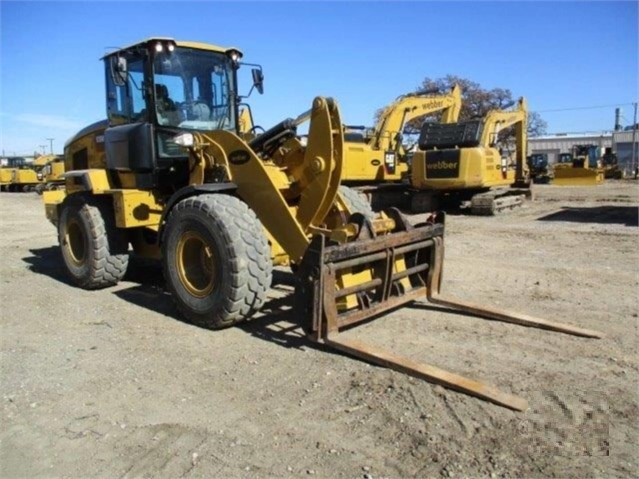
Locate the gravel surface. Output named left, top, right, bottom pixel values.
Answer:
left=1, top=181, right=638, bottom=478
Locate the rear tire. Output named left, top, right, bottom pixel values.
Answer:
left=58, top=195, right=129, bottom=289
left=162, top=194, right=272, bottom=329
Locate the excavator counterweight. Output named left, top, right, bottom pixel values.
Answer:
left=411, top=98, right=532, bottom=214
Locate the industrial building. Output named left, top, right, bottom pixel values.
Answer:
left=529, top=128, right=638, bottom=176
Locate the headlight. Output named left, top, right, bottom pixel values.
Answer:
left=173, top=133, right=194, bottom=147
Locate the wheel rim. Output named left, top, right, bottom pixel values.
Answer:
left=176, top=231, right=216, bottom=298
left=65, top=218, right=86, bottom=266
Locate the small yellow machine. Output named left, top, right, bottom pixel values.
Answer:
left=35, top=155, right=65, bottom=194
left=8, top=155, right=50, bottom=192
left=0, top=157, right=28, bottom=191
left=602, top=148, right=623, bottom=179
left=43, top=38, right=599, bottom=411
left=411, top=98, right=531, bottom=214
left=553, top=144, right=604, bottom=186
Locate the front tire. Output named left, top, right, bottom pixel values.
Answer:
left=162, top=194, right=272, bottom=329
left=58, top=195, right=129, bottom=289
left=339, top=185, right=375, bottom=219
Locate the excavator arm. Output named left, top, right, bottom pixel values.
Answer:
left=372, top=84, right=462, bottom=152
left=479, top=97, right=528, bottom=183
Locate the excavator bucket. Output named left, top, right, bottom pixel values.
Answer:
left=294, top=209, right=602, bottom=411
left=553, top=167, right=604, bottom=186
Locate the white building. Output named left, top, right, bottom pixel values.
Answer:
left=612, top=129, right=639, bottom=175
left=529, top=132, right=613, bottom=163
left=530, top=129, right=639, bottom=175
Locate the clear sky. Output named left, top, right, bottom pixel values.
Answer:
left=1, top=0, right=637, bottom=156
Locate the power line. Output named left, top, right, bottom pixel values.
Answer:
left=537, top=102, right=635, bottom=113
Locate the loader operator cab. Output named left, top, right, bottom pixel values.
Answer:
left=102, top=38, right=263, bottom=190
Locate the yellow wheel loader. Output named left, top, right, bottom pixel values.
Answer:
left=341, top=85, right=462, bottom=210
left=43, top=38, right=600, bottom=411
left=553, top=144, right=605, bottom=185
left=411, top=98, right=532, bottom=214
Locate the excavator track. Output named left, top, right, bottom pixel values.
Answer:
left=467, top=188, right=531, bottom=215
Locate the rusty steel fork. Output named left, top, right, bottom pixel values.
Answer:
left=295, top=211, right=602, bottom=411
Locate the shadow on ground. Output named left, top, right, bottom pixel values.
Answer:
left=23, top=247, right=76, bottom=287
left=23, top=248, right=168, bottom=288
left=21, top=251, right=351, bottom=355
left=537, top=205, right=638, bottom=227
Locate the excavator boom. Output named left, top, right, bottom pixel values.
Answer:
left=372, top=84, right=463, bottom=152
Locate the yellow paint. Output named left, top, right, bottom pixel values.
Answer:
left=0, top=168, right=14, bottom=186
left=553, top=167, right=604, bottom=185
left=42, top=189, right=66, bottom=225
left=111, top=189, right=163, bottom=228
left=343, top=85, right=462, bottom=182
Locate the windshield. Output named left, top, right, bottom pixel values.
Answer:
left=152, top=47, right=236, bottom=131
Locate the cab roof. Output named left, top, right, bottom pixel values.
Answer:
left=101, top=37, right=242, bottom=59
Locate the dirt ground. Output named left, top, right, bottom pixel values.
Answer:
left=1, top=181, right=638, bottom=479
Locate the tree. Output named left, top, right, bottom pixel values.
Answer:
left=527, top=111, right=548, bottom=138
left=376, top=74, right=547, bottom=138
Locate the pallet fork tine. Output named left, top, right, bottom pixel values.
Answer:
left=426, top=236, right=603, bottom=339
left=296, top=210, right=602, bottom=411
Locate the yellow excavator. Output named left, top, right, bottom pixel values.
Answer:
left=341, top=86, right=462, bottom=209
left=342, top=85, right=462, bottom=181
left=239, top=86, right=462, bottom=210
left=553, top=144, right=605, bottom=185
left=411, top=98, right=531, bottom=214
left=42, top=38, right=599, bottom=411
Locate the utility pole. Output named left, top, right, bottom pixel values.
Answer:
left=632, top=102, right=638, bottom=179
left=46, top=137, right=54, bottom=155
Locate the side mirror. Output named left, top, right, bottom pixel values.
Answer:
left=251, top=68, right=264, bottom=95
left=111, top=56, right=128, bottom=87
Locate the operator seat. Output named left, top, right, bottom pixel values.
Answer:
left=191, top=101, right=211, bottom=122
left=155, top=84, right=179, bottom=126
